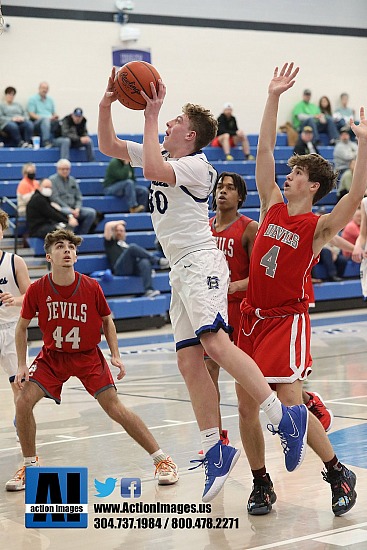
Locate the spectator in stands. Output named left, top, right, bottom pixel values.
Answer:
left=0, top=87, right=33, bottom=148
left=60, top=107, right=95, bottom=162
left=352, top=197, right=367, bottom=262
left=334, top=93, right=355, bottom=131
left=319, top=95, right=345, bottom=132
left=333, top=126, right=358, bottom=174
left=17, top=163, right=39, bottom=216
left=212, top=103, right=254, bottom=161
left=103, top=158, right=148, bottom=212
left=293, top=126, right=319, bottom=155
left=341, top=207, right=361, bottom=258
left=337, top=158, right=356, bottom=200
left=27, top=82, right=59, bottom=148
left=292, top=89, right=339, bottom=145
left=104, top=220, right=169, bottom=298
left=27, top=82, right=69, bottom=158
left=26, top=178, right=78, bottom=238
left=314, top=236, right=353, bottom=282
left=49, top=159, right=97, bottom=234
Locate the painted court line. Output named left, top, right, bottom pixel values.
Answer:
left=247, top=522, right=367, bottom=550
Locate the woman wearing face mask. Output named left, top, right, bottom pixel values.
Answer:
left=16, top=163, right=40, bottom=216
left=26, top=178, right=78, bottom=238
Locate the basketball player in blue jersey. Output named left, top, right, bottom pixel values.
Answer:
left=0, top=209, right=32, bottom=440
left=98, top=68, right=309, bottom=503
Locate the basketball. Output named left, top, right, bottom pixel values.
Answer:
left=114, top=61, right=161, bottom=110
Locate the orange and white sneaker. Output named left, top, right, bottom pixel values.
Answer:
left=5, top=458, right=39, bottom=492
left=155, top=456, right=179, bottom=485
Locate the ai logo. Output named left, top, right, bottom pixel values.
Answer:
left=25, top=467, right=88, bottom=528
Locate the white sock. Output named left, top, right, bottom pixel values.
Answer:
left=260, top=394, right=283, bottom=427
left=151, top=449, right=166, bottom=465
left=24, top=456, right=38, bottom=466
left=201, top=427, right=220, bottom=456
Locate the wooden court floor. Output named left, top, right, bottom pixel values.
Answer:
left=1, top=309, right=367, bottom=550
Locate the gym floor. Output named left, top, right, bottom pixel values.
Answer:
left=1, top=309, right=367, bottom=550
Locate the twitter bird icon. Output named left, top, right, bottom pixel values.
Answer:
left=94, top=477, right=117, bottom=497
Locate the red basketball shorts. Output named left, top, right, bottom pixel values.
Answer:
left=28, top=346, right=115, bottom=404
left=237, top=311, right=313, bottom=384
left=211, top=136, right=235, bottom=148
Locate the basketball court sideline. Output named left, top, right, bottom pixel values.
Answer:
left=0, top=309, right=366, bottom=550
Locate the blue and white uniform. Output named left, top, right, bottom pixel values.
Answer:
left=0, top=252, right=22, bottom=379
left=127, top=142, right=232, bottom=349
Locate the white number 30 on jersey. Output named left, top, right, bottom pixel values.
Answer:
left=52, top=326, right=81, bottom=349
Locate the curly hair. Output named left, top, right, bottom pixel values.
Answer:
left=182, top=103, right=218, bottom=151
left=288, top=154, right=338, bottom=205
left=212, top=172, right=247, bottom=211
left=0, top=209, right=9, bottom=231
left=44, top=229, right=83, bottom=254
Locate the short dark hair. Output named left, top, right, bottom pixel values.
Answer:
left=182, top=103, right=218, bottom=151
left=5, top=86, right=16, bottom=95
left=288, top=154, right=338, bottom=205
left=44, top=229, right=82, bottom=254
left=212, top=172, right=247, bottom=210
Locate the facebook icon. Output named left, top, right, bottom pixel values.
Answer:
left=121, top=478, right=141, bottom=498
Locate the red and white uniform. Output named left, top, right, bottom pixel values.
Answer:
left=238, top=203, right=319, bottom=383
left=210, top=214, right=252, bottom=343
left=21, top=273, right=114, bottom=403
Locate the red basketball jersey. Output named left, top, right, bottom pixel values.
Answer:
left=210, top=214, right=252, bottom=303
left=247, top=202, right=319, bottom=309
left=21, top=273, right=111, bottom=352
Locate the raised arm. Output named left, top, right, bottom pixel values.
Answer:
left=352, top=200, right=367, bottom=262
left=98, top=67, right=131, bottom=161
left=315, top=108, right=367, bottom=251
left=141, top=81, right=176, bottom=185
left=256, top=63, right=299, bottom=220
left=103, top=219, right=126, bottom=240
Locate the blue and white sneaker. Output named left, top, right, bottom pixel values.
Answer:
left=267, top=404, right=308, bottom=472
left=189, top=441, right=240, bottom=502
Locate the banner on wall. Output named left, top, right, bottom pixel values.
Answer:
left=112, top=49, right=151, bottom=68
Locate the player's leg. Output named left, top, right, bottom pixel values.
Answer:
left=278, top=382, right=357, bottom=516
left=203, top=357, right=222, bottom=431
left=236, top=382, right=277, bottom=515
left=97, top=387, right=178, bottom=484
left=5, top=382, right=44, bottom=492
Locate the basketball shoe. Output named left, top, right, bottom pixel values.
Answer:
left=322, top=465, right=357, bottom=516
left=305, top=391, right=334, bottom=432
left=5, top=458, right=39, bottom=492
left=267, top=404, right=309, bottom=472
left=189, top=441, right=240, bottom=503
left=155, top=456, right=179, bottom=485
left=247, top=474, right=277, bottom=515
left=198, top=430, right=230, bottom=457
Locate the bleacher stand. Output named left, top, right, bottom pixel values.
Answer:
left=0, top=132, right=362, bottom=332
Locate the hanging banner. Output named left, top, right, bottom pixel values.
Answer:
left=112, top=49, right=151, bottom=67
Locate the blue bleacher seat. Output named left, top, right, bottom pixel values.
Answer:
left=1, top=132, right=357, bottom=320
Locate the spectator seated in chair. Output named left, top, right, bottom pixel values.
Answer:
left=212, top=103, right=255, bottom=161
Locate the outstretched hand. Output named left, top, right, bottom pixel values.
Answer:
left=141, top=79, right=166, bottom=118
left=351, top=107, right=367, bottom=140
left=268, top=62, right=299, bottom=96
left=100, top=67, right=118, bottom=107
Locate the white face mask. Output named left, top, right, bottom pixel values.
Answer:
left=41, top=188, right=52, bottom=197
